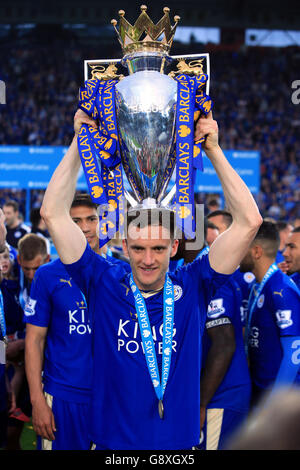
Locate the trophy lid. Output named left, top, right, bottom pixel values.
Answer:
left=111, top=5, right=180, bottom=58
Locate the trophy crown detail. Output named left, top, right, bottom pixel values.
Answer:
left=111, top=5, right=180, bottom=56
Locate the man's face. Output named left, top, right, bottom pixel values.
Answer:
left=206, top=227, right=219, bottom=246
left=207, top=215, right=228, bottom=234
left=280, top=225, right=293, bottom=248
left=0, top=250, right=12, bottom=276
left=283, top=232, right=300, bottom=274
left=239, top=248, right=255, bottom=273
left=18, top=254, right=48, bottom=282
left=70, top=205, right=99, bottom=252
left=122, top=224, right=178, bottom=291
left=3, top=206, right=18, bottom=228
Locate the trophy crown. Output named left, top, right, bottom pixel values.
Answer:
left=111, top=5, right=180, bottom=56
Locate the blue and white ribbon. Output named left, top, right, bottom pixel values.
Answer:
left=174, top=73, right=212, bottom=237
left=129, top=274, right=174, bottom=408
left=78, top=79, right=125, bottom=247
left=245, top=263, right=278, bottom=355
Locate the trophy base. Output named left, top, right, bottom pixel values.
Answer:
left=127, top=197, right=175, bottom=215
left=128, top=197, right=163, bottom=213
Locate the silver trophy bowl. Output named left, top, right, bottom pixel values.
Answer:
left=115, top=54, right=177, bottom=209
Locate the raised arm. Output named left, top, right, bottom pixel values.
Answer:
left=195, top=113, right=262, bottom=274
left=40, top=111, right=97, bottom=264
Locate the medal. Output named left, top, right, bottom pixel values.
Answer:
left=158, top=399, right=164, bottom=419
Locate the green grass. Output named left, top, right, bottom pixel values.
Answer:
left=21, top=420, right=37, bottom=450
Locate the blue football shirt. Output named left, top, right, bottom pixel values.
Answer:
left=1, top=278, right=24, bottom=338
left=24, top=258, right=93, bottom=403
left=0, top=327, right=6, bottom=413
left=202, top=276, right=251, bottom=412
left=63, top=243, right=230, bottom=450
left=231, top=268, right=255, bottom=326
left=247, top=269, right=300, bottom=391
left=291, top=272, right=300, bottom=291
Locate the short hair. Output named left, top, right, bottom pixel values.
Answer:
left=71, top=193, right=97, bottom=211
left=207, top=199, right=219, bottom=207
left=204, top=218, right=219, bottom=240
left=207, top=210, right=233, bottom=229
left=30, top=208, right=41, bottom=227
left=0, top=244, right=9, bottom=255
left=18, top=233, right=48, bottom=261
left=3, top=200, right=19, bottom=212
left=276, top=220, right=290, bottom=232
left=253, top=221, right=280, bottom=258
left=126, top=208, right=176, bottom=240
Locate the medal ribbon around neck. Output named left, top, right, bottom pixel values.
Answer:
left=245, top=262, right=278, bottom=356
left=129, top=273, right=174, bottom=418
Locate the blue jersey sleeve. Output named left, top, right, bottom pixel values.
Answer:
left=62, top=243, right=110, bottom=299
left=290, top=273, right=300, bottom=292
left=206, top=280, right=235, bottom=330
left=273, top=336, right=300, bottom=389
left=185, top=253, right=232, bottom=303
left=271, top=282, right=300, bottom=337
left=23, top=267, right=51, bottom=327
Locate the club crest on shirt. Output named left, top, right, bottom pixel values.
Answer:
left=207, top=298, right=225, bottom=318
left=276, top=310, right=293, bottom=329
left=243, top=272, right=255, bottom=284
left=24, top=297, right=37, bottom=316
left=173, top=285, right=183, bottom=301
left=257, top=294, right=265, bottom=308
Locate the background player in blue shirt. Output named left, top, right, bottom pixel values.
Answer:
left=39, top=109, right=262, bottom=449
left=240, top=221, right=300, bottom=407
left=0, top=245, right=27, bottom=427
left=207, top=209, right=255, bottom=324
left=4, top=234, right=49, bottom=449
left=198, top=265, right=251, bottom=450
left=169, top=221, right=251, bottom=450
left=180, top=222, right=251, bottom=451
left=24, top=193, right=119, bottom=450
left=3, top=201, right=31, bottom=250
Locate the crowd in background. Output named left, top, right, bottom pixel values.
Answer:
left=0, top=30, right=299, bottom=223
left=0, top=28, right=300, bottom=451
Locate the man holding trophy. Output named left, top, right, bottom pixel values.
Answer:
left=39, top=6, right=262, bottom=450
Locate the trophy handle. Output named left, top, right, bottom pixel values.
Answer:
left=161, top=184, right=176, bottom=208
left=124, top=189, right=138, bottom=208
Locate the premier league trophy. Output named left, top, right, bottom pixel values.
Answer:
left=77, top=5, right=212, bottom=246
